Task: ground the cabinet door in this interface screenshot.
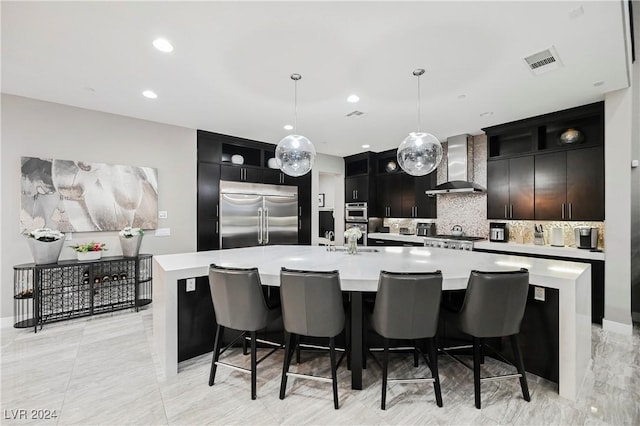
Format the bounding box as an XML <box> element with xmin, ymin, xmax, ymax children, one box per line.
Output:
<box><xmin>377</xmin><ymin>174</ymin><xmax>402</xmax><ymax>217</ymax></box>
<box><xmin>566</xmin><ymin>147</ymin><xmax>604</xmax><ymax>221</ymax></box>
<box><xmin>262</xmin><ymin>169</ymin><xmax>288</xmax><ymax>185</ymax></box>
<box><xmin>509</xmin><ymin>156</ymin><xmax>534</xmax><ymax>220</ymax></box>
<box><xmin>487</xmin><ymin>160</ymin><xmax>510</xmax><ymax>219</ymax></box>
<box><xmin>220</xmin><ymin>165</ymin><xmax>262</xmax><ymax>183</ymax></box>
<box><xmin>401</xmin><ymin>174</ymin><xmax>415</xmax><ymax>218</ymax></box>
<box><xmin>297</xmin><ymin>174</ymin><xmax>312</xmax><ymax>244</ymax></box>
<box><xmin>535</xmin><ymin>153</ymin><xmax>567</xmax><ymax>220</ymax></box>
<box><xmin>414</xmin><ymin>173</ymin><xmax>437</xmax><ymax>218</ymax></box>
<box><xmin>197</xmin><ymin>163</ymin><xmax>220</xmax><ymax>250</ymax></box>
<box><xmin>345</xmin><ymin>176</ymin><xmax>368</xmax><ymax>202</ymax></box>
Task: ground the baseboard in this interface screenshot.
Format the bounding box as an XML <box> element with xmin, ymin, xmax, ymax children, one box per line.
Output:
<box><xmin>602</xmin><ymin>318</ymin><xmax>634</xmax><ymax>335</ymax></box>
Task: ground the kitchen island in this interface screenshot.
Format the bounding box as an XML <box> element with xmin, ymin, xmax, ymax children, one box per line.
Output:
<box><xmin>153</xmin><ymin>245</ymin><xmax>591</xmax><ymax>400</ymax></box>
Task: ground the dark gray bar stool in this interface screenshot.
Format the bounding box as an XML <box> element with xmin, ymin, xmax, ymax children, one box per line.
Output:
<box><xmin>371</xmin><ymin>270</ymin><xmax>443</xmax><ymax>410</ymax></box>
<box><xmin>278</xmin><ymin>267</ymin><xmax>345</xmax><ymax>409</ymax></box>
<box><xmin>443</xmin><ymin>268</ymin><xmax>531</xmax><ymax>409</ymax></box>
<box><xmin>208</xmin><ymin>264</ymin><xmax>282</xmax><ymax>400</ymax></box>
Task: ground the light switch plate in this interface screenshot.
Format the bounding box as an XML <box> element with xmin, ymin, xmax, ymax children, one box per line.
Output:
<box><xmin>534</xmin><ymin>286</ymin><xmax>545</xmax><ymax>301</ymax></box>
<box><xmin>155</xmin><ymin>228</ymin><xmax>171</xmax><ymax>237</ymax></box>
<box><xmin>186</xmin><ymin>278</ymin><xmax>196</xmax><ymax>292</ymax></box>
<box><xmin>158</xmin><ymin>211</ymin><xmax>168</xmax><ymax>219</ymax></box>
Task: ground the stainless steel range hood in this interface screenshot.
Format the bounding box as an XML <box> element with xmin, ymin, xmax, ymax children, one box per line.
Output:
<box><xmin>425</xmin><ymin>134</ymin><xmax>486</xmax><ymax>195</ymax></box>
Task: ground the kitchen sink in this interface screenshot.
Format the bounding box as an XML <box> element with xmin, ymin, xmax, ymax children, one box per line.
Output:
<box><xmin>333</xmin><ymin>247</ymin><xmax>380</xmax><ymax>253</ymax></box>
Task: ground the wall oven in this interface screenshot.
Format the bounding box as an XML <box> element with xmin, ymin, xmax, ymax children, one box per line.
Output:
<box><xmin>345</xmin><ymin>202</ymin><xmax>368</xmax><ymax>223</ymax></box>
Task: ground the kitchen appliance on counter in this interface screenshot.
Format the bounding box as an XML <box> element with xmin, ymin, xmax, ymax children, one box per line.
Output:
<box><xmin>423</xmin><ymin>235</ymin><xmax>485</xmax><ymax>251</ymax></box>
<box><xmin>574</xmin><ymin>227</ymin><xmax>598</xmax><ymax>249</ymax></box>
<box><xmin>489</xmin><ymin>223</ymin><xmax>508</xmax><ymax>242</ymax></box>
<box><xmin>416</xmin><ymin>222</ymin><xmax>436</xmax><ymax>237</ymax></box>
<box><xmin>345</xmin><ymin>202</ymin><xmax>368</xmax><ymax>223</ymax></box>
<box><xmin>551</xmin><ymin>227</ymin><xmax>564</xmax><ymax>247</ymax></box>
<box><xmin>219</xmin><ymin>181</ymin><xmax>298</xmax><ymax>249</ymax></box>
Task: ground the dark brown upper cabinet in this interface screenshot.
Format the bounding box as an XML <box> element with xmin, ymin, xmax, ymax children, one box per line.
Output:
<box><xmin>535</xmin><ymin>147</ymin><xmax>604</xmax><ymax>221</ymax></box>
<box><xmin>487</xmin><ymin>156</ymin><xmax>534</xmax><ymax>220</ymax></box>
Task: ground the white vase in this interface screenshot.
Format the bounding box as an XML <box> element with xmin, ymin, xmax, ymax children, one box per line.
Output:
<box><xmin>77</xmin><ymin>251</ymin><xmax>101</xmax><ymax>261</ymax></box>
<box><xmin>26</xmin><ymin>237</ymin><xmax>65</xmax><ymax>264</ymax></box>
<box><xmin>347</xmin><ymin>236</ymin><xmax>358</xmax><ymax>255</ymax></box>
<box><xmin>119</xmin><ymin>235</ymin><xmax>142</xmax><ymax>257</ymax></box>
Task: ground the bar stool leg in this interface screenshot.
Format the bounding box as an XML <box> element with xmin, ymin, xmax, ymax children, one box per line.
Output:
<box><xmin>381</xmin><ymin>338</ymin><xmax>389</xmax><ymax>410</ymax></box>
<box><xmin>510</xmin><ymin>334</ymin><xmax>531</xmax><ymax>402</ymax></box>
<box><xmin>329</xmin><ymin>337</ymin><xmax>339</xmax><ymax>409</ymax></box>
<box><xmin>280</xmin><ymin>332</ymin><xmax>294</xmax><ymax>399</ymax></box>
<box><xmin>250</xmin><ymin>331</ymin><xmax>257</xmax><ymax>400</ymax></box>
<box><xmin>428</xmin><ymin>338</ymin><xmax>443</xmax><ymax>407</ymax></box>
<box><xmin>473</xmin><ymin>337</ymin><xmax>482</xmax><ymax>409</ymax></box>
<box><xmin>243</xmin><ymin>331</ymin><xmax>248</xmax><ymax>355</ymax></box>
<box><xmin>209</xmin><ymin>324</ymin><xmax>225</xmax><ymax>386</ymax></box>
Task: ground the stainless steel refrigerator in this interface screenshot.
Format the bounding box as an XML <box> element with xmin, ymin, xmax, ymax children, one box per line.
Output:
<box><xmin>219</xmin><ymin>180</ymin><xmax>298</xmax><ymax>249</ymax></box>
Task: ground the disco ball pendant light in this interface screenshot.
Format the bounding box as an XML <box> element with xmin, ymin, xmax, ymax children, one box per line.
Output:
<box><xmin>397</xmin><ymin>69</ymin><xmax>443</xmax><ymax>176</ymax></box>
<box><xmin>275</xmin><ymin>73</ymin><xmax>316</xmax><ymax>177</ymax></box>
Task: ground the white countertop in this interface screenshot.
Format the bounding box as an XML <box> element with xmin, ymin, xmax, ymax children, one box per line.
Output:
<box><xmin>367</xmin><ymin>232</ymin><xmax>605</xmax><ymax>261</ymax></box>
<box><xmin>153</xmin><ymin>245</ymin><xmax>589</xmax><ymax>293</ymax></box>
<box><xmin>367</xmin><ymin>232</ymin><xmax>426</xmax><ymax>244</ymax></box>
<box><xmin>474</xmin><ymin>241</ymin><xmax>605</xmax><ymax>261</ymax></box>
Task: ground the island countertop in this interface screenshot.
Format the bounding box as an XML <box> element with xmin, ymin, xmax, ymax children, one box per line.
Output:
<box><xmin>152</xmin><ymin>245</ymin><xmax>591</xmax><ymax>401</ymax></box>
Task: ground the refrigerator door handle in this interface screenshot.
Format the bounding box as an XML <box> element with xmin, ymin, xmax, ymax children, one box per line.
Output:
<box><xmin>264</xmin><ymin>208</ymin><xmax>269</xmax><ymax>244</ymax></box>
<box><xmin>257</xmin><ymin>207</ymin><xmax>263</xmax><ymax>244</ymax></box>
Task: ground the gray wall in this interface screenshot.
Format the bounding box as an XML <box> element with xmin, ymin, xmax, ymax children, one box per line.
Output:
<box><xmin>631</xmin><ymin>0</ymin><xmax>640</xmax><ymax>322</ymax></box>
<box><xmin>1</xmin><ymin>94</ymin><xmax>197</xmax><ymax>322</ymax></box>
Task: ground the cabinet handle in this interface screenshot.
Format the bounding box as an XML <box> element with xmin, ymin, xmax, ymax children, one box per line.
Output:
<box><xmin>216</xmin><ymin>205</ymin><xmax>219</xmax><ymax>217</ymax></box>
<box><xmin>569</xmin><ymin>203</ymin><xmax>573</xmax><ymax>219</ymax></box>
<box><xmin>355</xmin><ymin>190</ymin><xmax>358</xmax><ymax>199</ymax></box>
<box><xmin>510</xmin><ymin>204</ymin><xmax>513</xmax><ymax>219</ymax></box>
<box><xmin>561</xmin><ymin>203</ymin><xmax>565</xmax><ymax>219</ymax></box>
<box><xmin>299</xmin><ymin>206</ymin><xmax>302</xmax><ymax>216</ymax></box>
<box><xmin>504</xmin><ymin>205</ymin><xmax>508</xmax><ymax>219</ymax></box>
<box><xmin>299</xmin><ymin>219</ymin><xmax>302</xmax><ymax>230</ymax></box>
<box><xmin>216</xmin><ymin>221</ymin><xmax>218</xmax><ymax>233</ymax></box>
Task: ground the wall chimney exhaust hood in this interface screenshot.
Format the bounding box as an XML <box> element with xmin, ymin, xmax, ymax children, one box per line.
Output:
<box><xmin>425</xmin><ymin>134</ymin><xmax>486</xmax><ymax>195</ymax></box>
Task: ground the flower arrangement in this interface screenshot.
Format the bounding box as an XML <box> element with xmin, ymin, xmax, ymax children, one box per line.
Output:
<box><xmin>72</xmin><ymin>242</ymin><xmax>107</xmax><ymax>253</ymax></box>
<box><xmin>344</xmin><ymin>227</ymin><xmax>363</xmax><ymax>240</ymax></box>
<box><xmin>25</xmin><ymin>228</ymin><xmax>64</xmax><ymax>242</ymax></box>
<box><xmin>119</xmin><ymin>226</ymin><xmax>144</xmax><ymax>238</ymax></box>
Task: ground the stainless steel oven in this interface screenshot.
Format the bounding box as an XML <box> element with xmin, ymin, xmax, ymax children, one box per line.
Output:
<box><xmin>345</xmin><ymin>222</ymin><xmax>367</xmax><ymax>246</ymax></box>
<box><xmin>345</xmin><ymin>202</ymin><xmax>368</xmax><ymax>223</ymax></box>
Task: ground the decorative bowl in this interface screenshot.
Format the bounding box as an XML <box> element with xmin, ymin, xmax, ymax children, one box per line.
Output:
<box><xmin>267</xmin><ymin>158</ymin><xmax>280</xmax><ymax>169</ymax></box>
<box><xmin>559</xmin><ymin>128</ymin><xmax>584</xmax><ymax>145</ymax></box>
<box><xmin>385</xmin><ymin>161</ymin><xmax>397</xmax><ymax>173</ymax></box>
<box><xmin>231</xmin><ymin>154</ymin><xmax>245</xmax><ymax>165</ymax></box>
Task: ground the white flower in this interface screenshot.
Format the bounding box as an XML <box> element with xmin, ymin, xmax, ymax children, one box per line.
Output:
<box><xmin>25</xmin><ymin>228</ymin><xmax>64</xmax><ymax>242</ymax></box>
<box><xmin>344</xmin><ymin>227</ymin><xmax>363</xmax><ymax>239</ymax></box>
<box><xmin>119</xmin><ymin>226</ymin><xmax>144</xmax><ymax>238</ymax></box>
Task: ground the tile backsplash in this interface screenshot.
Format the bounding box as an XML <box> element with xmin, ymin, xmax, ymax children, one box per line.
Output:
<box><xmin>380</xmin><ymin>134</ymin><xmax>605</xmax><ymax>249</ymax></box>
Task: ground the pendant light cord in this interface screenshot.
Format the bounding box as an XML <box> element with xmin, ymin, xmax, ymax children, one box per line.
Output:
<box><xmin>294</xmin><ymin>79</ymin><xmax>298</xmax><ymax>134</ymax></box>
<box><xmin>416</xmin><ymin>74</ymin><xmax>421</xmax><ymax>133</ymax></box>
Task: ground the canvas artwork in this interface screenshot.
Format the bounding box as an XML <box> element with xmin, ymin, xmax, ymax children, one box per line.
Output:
<box><xmin>21</xmin><ymin>156</ymin><xmax>158</xmax><ymax>232</ymax></box>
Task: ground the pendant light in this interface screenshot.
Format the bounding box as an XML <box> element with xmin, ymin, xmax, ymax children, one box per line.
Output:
<box><xmin>397</xmin><ymin>69</ymin><xmax>443</xmax><ymax>176</ymax></box>
<box><xmin>275</xmin><ymin>73</ymin><xmax>316</xmax><ymax>177</ymax></box>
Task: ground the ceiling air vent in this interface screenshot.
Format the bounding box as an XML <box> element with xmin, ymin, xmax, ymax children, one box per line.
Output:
<box><xmin>345</xmin><ymin>110</ymin><xmax>364</xmax><ymax>118</ymax></box>
<box><xmin>524</xmin><ymin>46</ymin><xmax>563</xmax><ymax>75</ymax></box>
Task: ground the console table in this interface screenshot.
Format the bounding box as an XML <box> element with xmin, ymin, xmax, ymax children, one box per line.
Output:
<box><xmin>13</xmin><ymin>254</ymin><xmax>153</xmax><ymax>332</ymax></box>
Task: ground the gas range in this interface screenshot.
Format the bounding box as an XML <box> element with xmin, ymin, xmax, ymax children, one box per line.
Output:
<box><xmin>423</xmin><ymin>235</ymin><xmax>485</xmax><ymax>251</ymax></box>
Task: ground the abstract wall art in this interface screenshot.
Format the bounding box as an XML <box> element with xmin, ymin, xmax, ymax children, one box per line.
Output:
<box><xmin>21</xmin><ymin>156</ymin><xmax>158</xmax><ymax>232</ymax></box>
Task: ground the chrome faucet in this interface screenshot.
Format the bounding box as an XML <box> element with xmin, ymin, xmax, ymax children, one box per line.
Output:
<box><xmin>325</xmin><ymin>231</ymin><xmax>335</xmax><ymax>251</ymax></box>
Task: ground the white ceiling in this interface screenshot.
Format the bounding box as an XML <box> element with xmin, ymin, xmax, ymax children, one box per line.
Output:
<box><xmin>1</xmin><ymin>1</ymin><xmax>631</xmax><ymax>157</ymax></box>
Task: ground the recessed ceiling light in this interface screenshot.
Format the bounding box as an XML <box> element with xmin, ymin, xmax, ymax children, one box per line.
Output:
<box><xmin>283</xmin><ymin>124</ymin><xmax>293</xmax><ymax>130</ymax></box>
<box><xmin>153</xmin><ymin>38</ymin><xmax>174</xmax><ymax>53</ymax></box>
<box><xmin>362</xmin><ymin>144</ymin><xmax>370</xmax><ymax>149</ymax></box>
<box><xmin>142</xmin><ymin>90</ymin><xmax>158</xmax><ymax>99</ymax></box>
<box><xmin>347</xmin><ymin>94</ymin><xmax>360</xmax><ymax>103</ymax></box>
<box><xmin>457</xmin><ymin>94</ymin><xmax>467</xmax><ymax>99</ymax></box>
<box><xmin>593</xmin><ymin>80</ymin><xmax>604</xmax><ymax>87</ymax></box>
<box><xmin>480</xmin><ymin>111</ymin><xmax>493</xmax><ymax>117</ymax></box>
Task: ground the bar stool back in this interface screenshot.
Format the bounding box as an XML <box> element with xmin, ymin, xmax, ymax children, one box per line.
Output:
<box><xmin>278</xmin><ymin>267</ymin><xmax>345</xmax><ymax>409</ymax></box>
<box><xmin>446</xmin><ymin>268</ymin><xmax>531</xmax><ymax>409</ymax></box>
<box><xmin>371</xmin><ymin>270</ymin><xmax>443</xmax><ymax>410</ymax></box>
<box><xmin>208</xmin><ymin>264</ymin><xmax>281</xmax><ymax>400</ymax></box>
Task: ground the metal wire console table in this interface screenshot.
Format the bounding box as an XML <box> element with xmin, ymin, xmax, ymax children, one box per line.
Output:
<box><xmin>13</xmin><ymin>254</ymin><xmax>152</xmax><ymax>332</ymax></box>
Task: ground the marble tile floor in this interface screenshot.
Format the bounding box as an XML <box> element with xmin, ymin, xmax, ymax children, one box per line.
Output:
<box><xmin>1</xmin><ymin>309</ymin><xmax>638</xmax><ymax>426</ymax></box>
